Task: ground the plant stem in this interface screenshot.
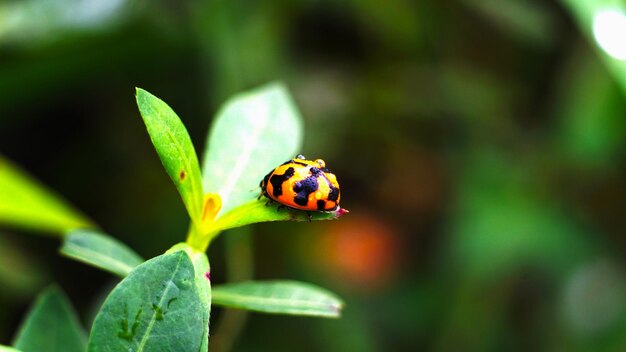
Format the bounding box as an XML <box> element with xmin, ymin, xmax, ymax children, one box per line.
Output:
<box><xmin>185</xmin><ymin>225</ymin><xmax>208</xmax><ymax>253</ymax></box>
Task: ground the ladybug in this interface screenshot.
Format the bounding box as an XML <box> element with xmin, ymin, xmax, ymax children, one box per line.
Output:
<box><xmin>260</xmin><ymin>154</ymin><xmax>341</xmax><ymax>212</ymax></box>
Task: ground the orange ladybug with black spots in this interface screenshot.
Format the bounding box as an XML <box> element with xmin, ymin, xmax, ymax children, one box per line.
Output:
<box><xmin>260</xmin><ymin>154</ymin><xmax>341</xmax><ymax>211</ymax></box>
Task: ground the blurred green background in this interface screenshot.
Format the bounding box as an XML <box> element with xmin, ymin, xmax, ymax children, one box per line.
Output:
<box><xmin>1</xmin><ymin>0</ymin><xmax>626</xmax><ymax>351</ymax></box>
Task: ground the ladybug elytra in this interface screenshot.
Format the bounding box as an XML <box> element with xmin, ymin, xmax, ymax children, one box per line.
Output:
<box><xmin>260</xmin><ymin>154</ymin><xmax>341</xmax><ymax>211</ymax></box>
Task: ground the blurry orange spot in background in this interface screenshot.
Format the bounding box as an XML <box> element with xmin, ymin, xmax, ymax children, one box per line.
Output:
<box><xmin>316</xmin><ymin>213</ymin><xmax>401</xmax><ymax>291</ymax></box>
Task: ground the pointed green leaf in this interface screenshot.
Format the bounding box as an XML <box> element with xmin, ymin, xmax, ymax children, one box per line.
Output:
<box><xmin>0</xmin><ymin>155</ymin><xmax>94</xmax><ymax>235</ymax></box>
<box><xmin>211</xmin><ymin>199</ymin><xmax>348</xmax><ymax>234</ymax></box>
<box><xmin>202</xmin><ymin>82</ymin><xmax>303</xmax><ymax>217</ymax></box>
<box><xmin>136</xmin><ymin>88</ymin><xmax>204</xmax><ymax>227</ymax></box>
<box><xmin>13</xmin><ymin>286</ymin><xmax>87</xmax><ymax>352</ymax></box>
<box><xmin>88</xmin><ymin>250</ymin><xmax>210</xmax><ymax>352</ymax></box>
<box><xmin>212</xmin><ymin>280</ymin><xmax>344</xmax><ymax>318</ymax></box>
<box><xmin>60</xmin><ymin>229</ymin><xmax>144</xmax><ymax>277</ymax></box>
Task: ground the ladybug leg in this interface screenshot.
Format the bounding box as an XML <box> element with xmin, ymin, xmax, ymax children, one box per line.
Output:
<box><xmin>277</xmin><ymin>204</ymin><xmax>286</xmax><ymax>211</ymax></box>
<box><xmin>306</xmin><ymin>211</ymin><xmax>312</xmax><ymax>222</ymax></box>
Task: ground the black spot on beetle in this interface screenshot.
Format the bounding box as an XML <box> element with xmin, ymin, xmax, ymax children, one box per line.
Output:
<box><xmin>328</xmin><ymin>184</ymin><xmax>339</xmax><ymax>201</ymax></box>
<box><xmin>294</xmin><ymin>175</ymin><xmax>318</xmax><ymax>206</ymax></box>
<box><xmin>270</xmin><ymin>167</ymin><xmax>295</xmax><ymax>197</ymax></box>
<box><xmin>260</xmin><ymin>173</ymin><xmax>270</xmax><ymax>188</ymax></box>
<box><xmin>310</xmin><ymin>167</ymin><xmax>320</xmax><ymax>175</ymax></box>
<box><xmin>294</xmin><ymin>195</ymin><xmax>308</xmax><ymax>206</ymax></box>
<box><xmin>317</xmin><ymin>200</ymin><xmax>326</xmax><ymax>210</ymax></box>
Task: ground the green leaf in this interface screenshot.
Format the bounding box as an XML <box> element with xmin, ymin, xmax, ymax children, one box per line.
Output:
<box><xmin>136</xmin><ymin>88</ymin><xmax>204</xmax><ymax>227</ymax></box>
<box><xmin>0</xmin><ymin>346</ymin><xmax>22</xmax><ymax>352</ymax></box>
<box><xmin>212</xmin><ymin>280</ymin><xmax>344</xmax><ymax>318</ymax></box>
<box><xmin>12</xmin><ymin>286</ymin><xmax>87</xmax><ymax>352</ymax></box>
<box><xmin>88</xmin><ymin>250</ymin><xmax>210</xmax><ymax>352</ymax></box>
<box><xmin>0</xmin><ymin>155</ymin><xmax>94</xmax><ymax>235</ymax></box>
<box><xmin>211</xmin><ymin>198</ymin><xmax>348</xmax><ymax>234</ymax></box>
<box><xmin>165</xmin><ymin>243</ymin><xmax>211</xmax><ymax>351</ymax></box>
<box><xmin>60</xmin><ymin>229</ymin><xmax>144</xmax><ymax>277</ymax></box>
<box><xmin>201</xmin><ymin>82</ymin><xmax>303</xmax><ymax>216</ymax></box>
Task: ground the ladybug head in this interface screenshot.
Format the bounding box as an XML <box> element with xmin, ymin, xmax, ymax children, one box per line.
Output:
<box><xmin>314</xmin><ymin>159</ymin><xmax>326</xmax><ymax>168</ymax></box>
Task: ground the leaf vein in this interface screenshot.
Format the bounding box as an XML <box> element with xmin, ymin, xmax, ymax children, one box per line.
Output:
<box><xmin>162</xmin><ymin>125</ymin><xmax>201</xmax><ymax>222</ymax></box>
<box><xmin>136</xmin><ymin>254</ymin><xmax>185</xmax><ymax>351</ymax></box>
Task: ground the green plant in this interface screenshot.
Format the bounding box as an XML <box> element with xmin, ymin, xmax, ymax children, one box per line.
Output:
<box><xmin>0</xmin><ymin>83</ymin><xmax>346</xmax><ymax>351</ymax></box>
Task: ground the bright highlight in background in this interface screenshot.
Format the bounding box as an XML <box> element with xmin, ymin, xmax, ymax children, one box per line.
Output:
<box><xmin>593</xmin><ymin>9</ymin><xmax>626</xmax><ymax>60</ymax></box>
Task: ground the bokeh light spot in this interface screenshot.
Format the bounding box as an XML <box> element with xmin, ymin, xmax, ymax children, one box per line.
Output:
<box><xmin>592</xmin><ymin>9</ymin><xmax>626</xmax><ymax>60</ymax></box>
<box><xmin>562</xmin><ymin>260</ymin><xmax>626</xmax><ymax>336</ymax></box>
